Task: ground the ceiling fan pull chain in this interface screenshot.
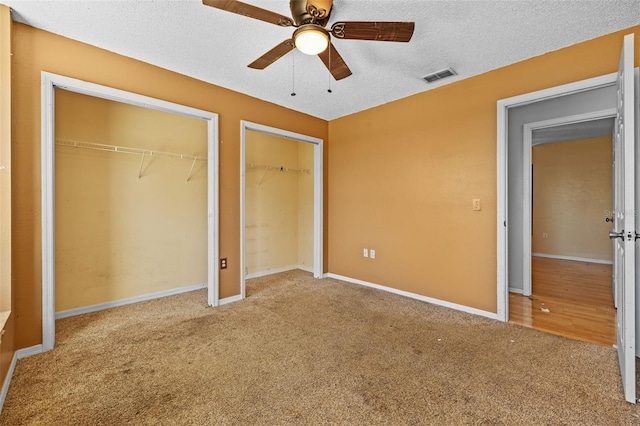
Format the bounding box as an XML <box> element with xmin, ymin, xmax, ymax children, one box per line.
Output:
<box><xmin>291</xmin><ymin>51</ymin><xmax>296</xmax><ymax>96</ymax></box>
<box><xmin>327</xmin><ymin>43</ymin><xmax>332</xmax><ymax>93</ymax></box>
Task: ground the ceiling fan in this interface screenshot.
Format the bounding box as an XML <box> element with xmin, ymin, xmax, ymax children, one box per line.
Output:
<box><xmin>202</xmin><ymin>0</ymin><xmax>415</xmax><ymax>80</ymax></box>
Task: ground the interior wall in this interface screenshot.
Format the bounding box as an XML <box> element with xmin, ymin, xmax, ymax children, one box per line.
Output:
<box><xmin>532</xmin><ymin>137</ymin><xmax>612</xmax><ymax>261</ymax></box>
<box><xmin>328</xmin><ymin>27</ymin><xmax>640</xmax><ymax>313</ymax></box>
<box><xmin>0</xmin><ymin>4</ymin><xmax>13</xmax><ymax>398</ymax></box>
<box><xmin>54</xmin><ymin>90</ymin><xmax>208</xmax><ymax>312</ymax></box>
<box><xmin>11</xmin><ymin>23</ymin><xmax>328</xmax><ymax>350</ymax></box>
<box><xmin>244</xmin><ymin>130</ymin><xmax>313</xmax><ymax>275</ymax></box>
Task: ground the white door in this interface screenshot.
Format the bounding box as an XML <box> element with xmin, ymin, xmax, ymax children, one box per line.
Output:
<box><xmin>610</xmin><ymin>33</ymin><xmax>636</xmax><ymax>404</ymax></box>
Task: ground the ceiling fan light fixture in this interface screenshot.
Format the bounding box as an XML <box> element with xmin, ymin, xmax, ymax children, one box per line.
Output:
<box><xmin>293</xmin><ymin>25</ymin><xmax>329</xmax><ymax>55</ymax></box>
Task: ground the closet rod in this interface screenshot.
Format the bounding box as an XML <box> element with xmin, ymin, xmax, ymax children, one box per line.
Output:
<box><xmin>56</xmin><ymin>139</ymin><xmax>207</xmax><ymax>162</ymax></box>
<box><xmin>246</xmin><ymin>163</ymin><xmax>310</xmax><ymax>174</ymax></box>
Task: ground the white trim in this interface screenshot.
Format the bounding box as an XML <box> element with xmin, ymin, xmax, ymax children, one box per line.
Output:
<box><xmin>245</xmin><ymin>265</ymin><xmax>314</xmax><ymax>280</ymax></box>
<box><xmin>239</xmin><ymin>121</ymin><xmax>324</xmax><ymax>302</ymax></box>
<box><xmin>326</xmin><ymin>273</ymin><xmax>498</xmax><ymax>320</ymax></box>
<box><xmin>497</xmin><ymin>99</ymin><xmax>509</xmax><ymax>322</ymax></box>
<box><xmin>496</xmin><ymin>71</ymin><xmax>618</xmax><ymax>322</ymax></box>
<box><xmin>245</xmin><ymin>266</ymin><xmax>299</xmax><ymax>280</ymax></box>
<box><xmin>297</xmin><ymin>265</ymin><xmax>314</xmax><ymax>274</ymax></box>
<box><xmin>508</xmin><ymin>287</ymin><xmax>524</xmax><ymax>295</ymax></box>
<box><xmin>41</xmin><ymin>72</ymin><xmax>220</xmax><ymax>352</ymax></box>
<box><xmin>532</xmin><ymin>252</ymin><xmax>613</xmax><ymax>265</ymax></box>
<box><xmin>219</xmin><ymin>294</ymin><xmax>243</xmax><ymax>306</ymax></box>
<box><xmin>55</xmin><ymin>283</ymin><xmax>207</xmax><ymax>319</ymax></box>
<box><xmin>16</xmin><ymin>345</ymin><xmax>44</xmax><ymax>359</ymax></box>
<box><xmin>522</xmin><ymin>109</ymin><xmax>617</xmax><ymax>296</ymax></box>
<box><xmin>1</xmin><ymin>345</ymin><xmax>44</xmax><ymax>412</ymax></box>
<box><xmin>0</xmin><ymin>352</ymin><xmax>17</xmax><ymax>411</ymax></box>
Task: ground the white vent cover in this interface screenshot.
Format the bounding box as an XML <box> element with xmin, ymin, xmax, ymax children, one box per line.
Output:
<box><xmin>422</xmin><ymin>67</ymin><xmax>457</xmax><ymax>83</ymax></box>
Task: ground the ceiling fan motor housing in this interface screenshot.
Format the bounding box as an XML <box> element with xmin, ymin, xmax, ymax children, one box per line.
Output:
<box><xmin>290</xmin><ymin>0</ymin><xmax>331</xmax><ymax>27</ymax></box>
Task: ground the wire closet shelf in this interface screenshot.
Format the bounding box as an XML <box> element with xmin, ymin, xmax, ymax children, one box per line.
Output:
<box><xmin>55</xmin><ymin>138</ymin><xmax>207</xmax><ymax>181</ymax></box>
<box><xmin>245</xmin><ymin>163</ymin><xmax>311</xmax><ymax>186</ymax></box>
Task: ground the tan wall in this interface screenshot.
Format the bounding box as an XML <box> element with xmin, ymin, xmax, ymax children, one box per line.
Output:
<box><xmin>245</xmin><ymin>130</ymin><xmax>313</xmax><ymax>275</ymax></box>
<box><xmin>12</xmin><ymin>23</ymin><xmax>328</xmax><ymax>349</ymax></box>
<box><xmin>531</xmin><ymin>137</ymin><xmax>612</xmax><ymax>261</ymax></box>
<box><xmin>327</xmin><ymin>27</ymin><xmax>640</xmax><ymax>313</ymax></box>
<box><xmin>0</xmin><ymin>4</ymin><xmax>13</xmax><ymax>397</ymax></box>
<box><xmin>55</xmin><ymin>90</ymin><xmax>208</xmax><ymax>312</ymax></box>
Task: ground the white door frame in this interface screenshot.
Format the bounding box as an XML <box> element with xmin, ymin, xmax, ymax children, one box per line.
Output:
<box><xmin>240</xmin><ymin>120</ymin><xmax>323</xmax><ymax>298</ymax></box>
<box><xmin>521</xmin><ymin>109</ymin><xmax>617</xmax><ymax>296</ymax></box>
<box><xmin>41</xmin><ymin>72</ymin><xmax>220</xmax><ymax>352</ymax></box>
<box><xmin>496</xmin><ymin>72</ymin><xmax>618</xmax><ymax>322</ymax></box>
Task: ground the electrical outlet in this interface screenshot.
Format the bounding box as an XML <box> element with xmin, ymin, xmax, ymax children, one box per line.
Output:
<box><xmin>370</xmin><ymin>249</ymin><xmax>376</xmax><ymax>259</ymax></box>
<box><xmin>472</xmin><ymin>198</ymin><xmax>481</xmax><ymax>211</ymax></box>
<box><xmin>220</xmin><ymin>258</ymin><xmax>227</xmax><ymax>269</ymax></box>
<box><xmin>363</xmin><ymin>248</ymin><xmax>368</xmax><ymax>258</ymax></box>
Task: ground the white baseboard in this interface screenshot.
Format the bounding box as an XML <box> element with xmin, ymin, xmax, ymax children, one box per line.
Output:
<box><xmin>245</xmin><ymin>265</ymin><xmax>311</xmax><ymax>280</ymax></box>
<box><xmin>0</xmin><ymin>353</ymin><xmax>17</xmax><ymax>412</ymax></box>
<box><xmin>297</xmin><ymin>265</ymin><xmax>314</xmax><ymax>274</ymax></box>
<box><xmin>1</xmin><ymin>345</ymin><xmax>43</xmax><ymax>413</ymax></box>
<box><xmin>325</xmin><ymin>273</ymin><xmax>498</xmax><ymax>320</ymax></box>
<box><xmin>219</xmin><ymin>294</ymin><xmax>243</xmax><ymax>306</ymax></box>
<box><xmin>509</xmin><ymin>287</ymin><xmax>524</xmax><ymax>295</ymax></box>
<box><xmin>16</xmin><ymin>345</ymin><xmax>43</xmax><ymax>359</ymax></box>
<box><xmin>55</xmin><ymin>283</ymin><xmax>207</xmax><ymax>319</ymax></box>
<box><xmin>532</xmin><ymin>252</ymin><xmax>612</xmax><ymax>265</ymax></box>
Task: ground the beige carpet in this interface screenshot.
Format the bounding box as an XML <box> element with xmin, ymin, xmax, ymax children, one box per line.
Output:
<box><xmin>2</xmin><ymin>270</ymin><xmax>640</xmax><ymax>425</ymax></box>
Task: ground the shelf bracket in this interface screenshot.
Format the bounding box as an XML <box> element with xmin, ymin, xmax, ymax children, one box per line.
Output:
<box><xmin>257</xmin><ymin>168</ymin><xmax>269</xmax><ymax>186</ymax></box>
<box><xmin>186</xmin><ymin>157</ymin><xmax>197</xmax><ymax>182</ymax></box>
<box><xmin>138</xmin><ymin>151</ymin><xmax>146</xmax><ymax>179</ymax></box>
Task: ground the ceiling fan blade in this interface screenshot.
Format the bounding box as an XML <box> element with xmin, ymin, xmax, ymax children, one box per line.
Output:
<box><xmin>202</xmin><ymin>0</ymin><xmax>294</xmax><ymax>27</ymax></box>
<box><xmin>318</xmin><ymin>42</ymin><xmax>352</xmax><ymax>80</ymax></box>
<box><xmin>331</xmin><ymin>21</ymin><xmax>415</xmax><ymax>42</ymax></box>
<box><xmin>248</xmin><ymin>40</ymin><xmax>295</xmax><ymax>70</ymax></box>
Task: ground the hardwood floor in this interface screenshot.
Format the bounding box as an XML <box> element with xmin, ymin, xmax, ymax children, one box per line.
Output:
<box><xmin>509</xmin><ymin>256</ymin><xmax>616</xmax><ymax>347</ymax></box>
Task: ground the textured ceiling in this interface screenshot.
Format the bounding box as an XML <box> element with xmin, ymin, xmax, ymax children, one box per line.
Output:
<box><xmin>3</xmin><ymin>0</ymin><xmax>640</xmax><ymax>120</ymax></box>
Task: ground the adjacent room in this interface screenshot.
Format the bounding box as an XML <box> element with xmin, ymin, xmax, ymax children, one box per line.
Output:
<box><xmin>510</xmin><ymin>123</ymin><xmax>616</xmax><ymax>346</ymax></box>
<box><xmin>1</xmin><ymin>0</ymin><xmax>640</xmax><ymax>423</ymax></box>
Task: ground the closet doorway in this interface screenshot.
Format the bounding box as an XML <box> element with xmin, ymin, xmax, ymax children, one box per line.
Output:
<box><xmin>240</xmin><ymin>121</ymin><xmax>323</xmax><ymax>298</ymax></box>
<box><xmin>41</xmin><ymin>72</ymin><xmax>219</xmax><ymax>352</ymax></box>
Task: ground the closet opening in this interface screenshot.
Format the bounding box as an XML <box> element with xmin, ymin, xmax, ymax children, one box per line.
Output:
<box><xmin>239</xmin><ymin>121</ymin><xmax>323</xmax><ymax>299</ymax></box>
<box><xmin>41</xmin><ymin>72</ymin><xmax>219</xmax><ymax>351</ymax></box>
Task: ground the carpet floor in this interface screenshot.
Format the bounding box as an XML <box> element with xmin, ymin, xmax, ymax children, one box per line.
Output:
<box><xmin>2</xmin><ymin>270</ymin><xmax>640</xmax><ymax>425</ymax></box>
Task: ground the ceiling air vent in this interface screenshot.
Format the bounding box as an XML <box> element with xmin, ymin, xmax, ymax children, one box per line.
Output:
<box><xmin>422</xmin><ymin>67</ymin><xmax>457</xmax><ymax>83</ymax></box>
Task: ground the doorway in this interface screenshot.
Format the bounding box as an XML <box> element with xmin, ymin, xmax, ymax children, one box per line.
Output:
<box><xmin>41</xmin><ymin>72</ymin><xmax>220</xmax><ymax>352</ymax></box>
<box><xmin>510</xmin><ymin>118</ymin><xmax>616</xmax><ymax>345</ymax></box>
<box><xmin>496</xmin><ymin>73</ymin><xmax>618</xmax><ymax>321</ymax></box>
<box><xmin>240</xmin><ymin>121</ymin><xmax>323</xmax><ymax>299</ymax></box>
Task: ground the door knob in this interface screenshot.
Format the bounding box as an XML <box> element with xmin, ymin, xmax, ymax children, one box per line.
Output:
<box><xmin>609</xmin><ymin>230</ymin><xmax>625</xmax><ymax>240</ymax></box>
